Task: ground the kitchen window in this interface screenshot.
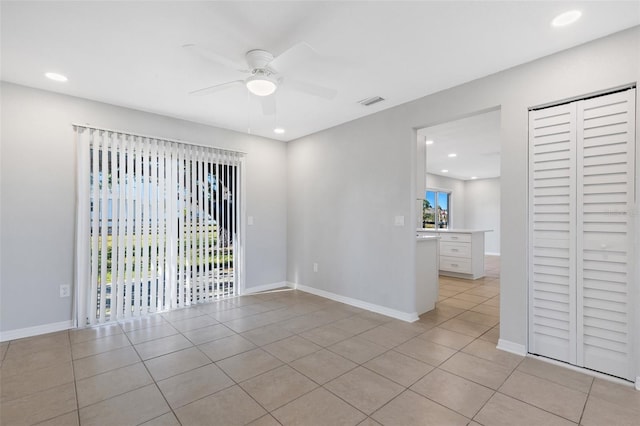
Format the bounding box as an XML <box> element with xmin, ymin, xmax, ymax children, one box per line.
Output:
<box><xmin>423</xmin><ymin>190</ymin><xmax>450</xmax><ymax>229</ymax></box>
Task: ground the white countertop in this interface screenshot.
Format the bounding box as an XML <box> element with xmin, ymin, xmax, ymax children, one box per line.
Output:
<box><xmin>416</xmin><ymin>235</ymin><xmax>440</xmax><ymax>241</ymax></box>
<box><xmin>417</xmin><ymin>228</ymin><xmax>492</xmax><ymax>233</ymax></box>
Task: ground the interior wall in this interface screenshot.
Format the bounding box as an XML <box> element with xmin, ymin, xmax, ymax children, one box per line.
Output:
<box><xmin>287</xmin><ymin>109</ymin><xmax>416</xmax><ymax>314</ymax></box>
<box><xmin>425</xmin><ymin>173</ymin><xmax>466</xmax><ymax>228</ymax></box>
<box><xmin>464</xmin><ymin>178</ymin><xmax>501</xmax><ymax>254</ymax></box>
<box><xmin>287</xmin><ymin>27</ymin><xmax>640</xmax><ymax>351</ymax></box>
<box><xmin>0</xmin><ymin>82</ymin><xmax>288</xmax><ymax>333</ymax></box>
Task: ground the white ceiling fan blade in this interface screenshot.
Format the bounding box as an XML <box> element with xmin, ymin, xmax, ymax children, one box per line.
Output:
<box><xmin>189</xmin><ymin>80</ymin><xmax>244</xmax><ymax>96</ymax></box>
<box><xmin>267</xmin><ymin>42</ymin><xmax>318</xmax><ymax>73</ymax></box>
<box><xmin>183</xmin><ymin>44</ymin><xmax>249</xmax><ymax>73</ymax></box>
<box><xmin>260</xmin><ymin>96</ymin><xmax>276</xmax><ymax>115</ymax></box>
<box><xmin>285</xmin><ymin>77</ymin><xmax>337</xmax><ymax>100</ymax></box>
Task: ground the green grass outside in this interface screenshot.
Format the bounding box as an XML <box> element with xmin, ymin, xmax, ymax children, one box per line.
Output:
<box><xmin>95</xmin><ymin>225</ymin><xmax>234</xmax><ymax>284</ymax></box>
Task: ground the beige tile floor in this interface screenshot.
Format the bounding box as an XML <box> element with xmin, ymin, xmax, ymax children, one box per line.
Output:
<box><xmin>1</xmin><ymin>256</ymin><xmax>638</xmax><ymax>425</ymax></box>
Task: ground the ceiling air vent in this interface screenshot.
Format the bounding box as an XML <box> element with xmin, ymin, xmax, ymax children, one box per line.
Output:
<box><xmin>358</xmin><ymin>96</ymin><xmax>385</xmax><ymax>106</ymax></box>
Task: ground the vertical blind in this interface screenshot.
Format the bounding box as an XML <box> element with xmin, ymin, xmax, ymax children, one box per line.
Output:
<box><xmin>75</xmin><ymin>125</ymin><xmax>245</xmax><ymax>326</ymax></box>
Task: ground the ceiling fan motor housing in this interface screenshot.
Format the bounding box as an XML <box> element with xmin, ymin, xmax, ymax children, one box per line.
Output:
<box><xmin>246</xmin><ymin>49</ymin><xmax>275</xmax><ymax>71</ymax></box>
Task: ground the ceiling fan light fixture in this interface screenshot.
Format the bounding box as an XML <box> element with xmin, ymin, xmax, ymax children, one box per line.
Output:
<box><xmin>246</xmin><ymin>74</ymin><xmax>277</xmax><ymax>96</ymax></box>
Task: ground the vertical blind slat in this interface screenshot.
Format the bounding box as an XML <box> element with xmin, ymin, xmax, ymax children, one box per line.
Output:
<box><xmin>149</xmin><ymin>139</ymin><xmax>158</xmax><ymax>313</ymax></box>
<box><xmin>124</xmin><ymin>135</ymin><xmax>135</xmax><ymax>319</ymax></box>
<box><xmin>115</xmin><ymin>135</ymin><xmax>127</xmax><ymax>320</ymax></box>
<box><xmin>196</xmin><ymin>149</ymin><xmax>207</xmax><ymax>303</ymax></box>
<box><xmin>99</xmin><ymin>132</ymin><xmax>109</xmax><ymax>323</ymax></box>
<box><xmin>133</xmin><ymin>137</ymin><xmax>143</xmax><ymax>316</ymax></box>
<box><xmin>140</xmin><ymin>139</ymin><xmax>150</xmax><ymax>315</ymax></box>
<box><xmin>215</xmin><ymin>151</ymin><xmax>221</xmax><ymax>298</ymax></box>
<box><xmin>205</xmin><ymin>147</ymin><xmax>213</xmax><ymax>302</ymax></box>
<box><xmin>178</xmin><ymin>143</ymin><xmax>191</xmax><ymax>306</ymax></box>
<box><xmin>185</xmin><ymin>146</ymin><xmax>198</xmax><ymax>306</ymax></box>
<box><xmin>169</xmin><ymin>142</ymin><xmax>178</xmax><ymax>309</ymax></box>
<box><xmin>224</xmin><ymin>151</ymin><xmax>230</xmax><ymax>296</ymax></box>
<box><xmin>110</xmin><ymin>134</ymin><xmax>120</xmax><ymax>320</ymax></box>
<box><xmin>90</xmin><ymin>130</ymin><xmax>100</xmax><ymax>325</ymax></box>
<box><xmin>234</xmin><ymin>153</ymin><xmax>239</xmax><ymax>296</ymax></box>
<box><xmin>157</xmin><ymin>141</ymin><xmax>166</xmax><ymax>312</ymax></box>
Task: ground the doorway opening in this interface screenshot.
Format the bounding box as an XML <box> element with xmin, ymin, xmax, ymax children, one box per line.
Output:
<box><xmin>415</xmin><ymin>107</ymin><xmax>502</xmax><ymax>326</ymax></box>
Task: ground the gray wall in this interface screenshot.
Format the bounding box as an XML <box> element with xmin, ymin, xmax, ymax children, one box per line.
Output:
<box><xmin>288</xmin><ymin>27</ymin><xmax>640</xmax><ymax>348</ymax></box>
<box><xmin>287</xmin><ymin>107</ymin><xmax>416</xmax><ymax>314</ymax></box>
<box><xmin>0</xmin><ymin>82</ymin><xmax>288</xmax><ymax>332</ymax></box>
<box><xmin>464</xmin><ymin>178</ymin><xmax>500</xmax><ymax>254</ymax></box>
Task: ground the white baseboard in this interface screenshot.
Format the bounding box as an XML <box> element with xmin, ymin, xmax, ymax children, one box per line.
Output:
<box><xmin>636</xmin><ymin>376</ymin><xmax>640</xmax><ymax>391</ymax></box>
<box><xmin>497</xmin><ymin>338</ymin><xmax>527</xmax><ymax>356</ymax></box>
<box><xmin>289</xmin><ymin>282</ymin><xmax>419</xmax><ymax>323</ymax></box>
<box><xmin>243</xmin><ymin>281</ymin><xmax>290</xmax><ymax>295</ymax></box>
<box><xmin>485</xmin><ymin>252</ymin><xmax>501</xmax><ymax>256</ymax></box>
<box><xmin>0</xmin><ymin>320</ymin><xmax>75</xmax><ymax>342</ymax></box>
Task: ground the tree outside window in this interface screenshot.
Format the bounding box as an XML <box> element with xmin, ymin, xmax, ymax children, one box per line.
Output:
<box><xmin>423</xmin><ymin>190</ymin><xmax>450</xmax><ymax>229</ymax></box>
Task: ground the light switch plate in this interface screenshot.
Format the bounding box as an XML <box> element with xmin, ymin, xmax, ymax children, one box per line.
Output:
<box><xmin>59</xmin><ymin>284</ymin><xmax>71</xmax><ymax>298</ymax></box>
<box><xmin>247</xmin><ymin>216</ymin><xmax>254</xmax><ymax>226</ymax></box>
<box><xmin>394</xmin><ymin>215</ymin><xmax>405</xmax><ymax>226</ymax></box>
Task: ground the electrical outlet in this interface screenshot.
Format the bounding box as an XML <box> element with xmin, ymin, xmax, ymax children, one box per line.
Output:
<box><xmin>59</xmin><ymin>284</ymin><xmax>71</xmax><ymax>298</ymax></box>
<box><xmin>313</xmin><ymin>263</ymin><xmax>318</xmax><ymax>273</ymax></box>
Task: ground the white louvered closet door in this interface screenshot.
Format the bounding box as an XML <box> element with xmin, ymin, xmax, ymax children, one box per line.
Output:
<box><xmin>529</xmin><ymin>103</ymin><xmax>578</xmax><ymax>364</ymax></box>
<box><xmin>576</xmin><ymin>88</ymin><xmax>636</xmax><ymax>380</ymax></box>
<box><xmin>529</xmin><ymin>87</ymin><xmax>636</xmax><ymax>381</ymax></box>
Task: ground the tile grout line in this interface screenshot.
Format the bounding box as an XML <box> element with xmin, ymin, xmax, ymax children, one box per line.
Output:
<box><xmin>577</xmin><ymin>372</ymin><xmax>596</xmax><ymax>426</ymax></box>
<box><xmin>120</xmin><ymin>321</ymin><xmax>181</xmax><ymax>426</ymax></box>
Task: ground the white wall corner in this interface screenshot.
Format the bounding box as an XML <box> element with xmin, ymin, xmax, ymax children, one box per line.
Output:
<box><xmin>292</xmin><ymin>282</ymin><xmax>419</xmax><ymax>322</ymax></box>
<box><xmin>242</xmin><ymin>281</ymin><xmax>290</xmax><ymax>295</ymax></box>
<box><xmin>497</xmin><ymin>338</ymin><xmax>527</xmax><ymax>356</ymax></box>
<box><xmin>0</xmin><ymin>320</ymin><xmax>74</xmax><ymax>342</ymax></box>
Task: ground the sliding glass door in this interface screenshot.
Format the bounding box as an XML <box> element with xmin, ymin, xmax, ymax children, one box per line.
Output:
<box><xmin>75</xmin><ymin>125</ymin><xmax>245</xmax><ymax>326</ymax></box>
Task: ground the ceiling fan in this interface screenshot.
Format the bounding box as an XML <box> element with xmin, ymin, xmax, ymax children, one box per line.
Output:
<box><xmin>184</xmin><ymin>42</ymin><xmax>337</xmax><ymax>114</ymax></box>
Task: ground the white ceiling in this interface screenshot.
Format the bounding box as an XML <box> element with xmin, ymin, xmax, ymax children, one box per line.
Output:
<box><xmin>1</xmin><ymin>1</ymin><xmax>638</xmax><ymax>141</ymax></box>
<box><xmin>418</xmin><ymin>109</ymin><xmax>501</xmax><ymax>181</ymax></box>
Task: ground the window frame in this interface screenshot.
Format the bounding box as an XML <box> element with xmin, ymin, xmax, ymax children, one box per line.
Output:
<box><xmin>423</xmin><ymin>188</ymin><xmax>451</xmax><ymax>229</ymax></box>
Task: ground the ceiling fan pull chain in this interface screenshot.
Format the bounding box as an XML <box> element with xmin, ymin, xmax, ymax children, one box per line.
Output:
<box><xmin>246</xmin><ymin>89</ymin><xmax>251</xmax><ymax>135</ymax></box>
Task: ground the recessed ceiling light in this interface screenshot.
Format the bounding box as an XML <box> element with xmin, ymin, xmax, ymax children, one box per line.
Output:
<box><xmin>552</xmin><ymin>10</ymin><xmax>582</xmax><ymax>27</ymax></box>
<box><xmin>425</xmin><ymin>140</ymin><xmax>434</xmax><ymax>145</ymax></box>
<box><xmin>45</xmin><ymin>72</ymin><xmax>68</xmax><ymax>82</ymax></box>
<box><xmin>274</xmin><ymin>127</ymin><xmax>285</xmax><ymax>134</ymax></box>
<box><xmin>471</xmin><ymin>176</ymin><xmax>478</xmax><ymax>180</ymax></box>
<box><xmin>448</xmin><ymin>153</ymin><xmax>457</xmax><ymax>158</ymax></box>
<box><xmin>441</xmin><ymin>169</ymin><xmax>449</xmax><ymax>173</ymax></box>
